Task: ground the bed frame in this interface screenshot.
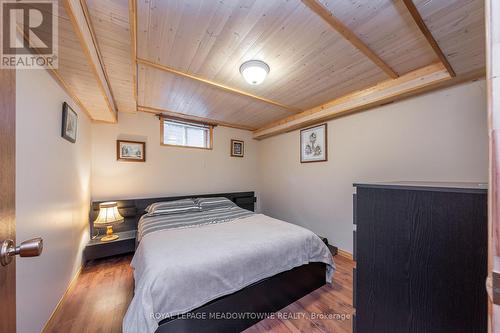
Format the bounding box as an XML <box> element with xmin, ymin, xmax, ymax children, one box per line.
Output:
<box><xmin>157</xmin><ymin>262</ymin><xmax>326</xmax><ymax>333</ymax></box>
<box><xmin>89</xmin><ymin>192</ymin><xmax>328</xmax><ymax>333</ymax></box>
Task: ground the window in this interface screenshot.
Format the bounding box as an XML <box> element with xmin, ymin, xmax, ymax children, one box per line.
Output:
<box><xmin>161</xmin><ymin>118</ymin><xmax>213</xmax><ymax>149</ymax></box>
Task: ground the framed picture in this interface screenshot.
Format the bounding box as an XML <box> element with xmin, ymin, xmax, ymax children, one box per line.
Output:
<box><xmin>300</xmin><ymin>123</ymin><xmax>327</xmax><ymax>163</ymax></box>
<box><xmin>231</xmin><ymin>139</ymin><xmax>244</xmax><ymax>157</ymax></box>
<box><xmin>117</xmin><ymin>140</ymin><xmax>146</xmax><ymax>162</ymax></box>
<box><xmin>61</xmin><ymin>102</ymin><xmax>78</xmax><ymax>143</ymax></box>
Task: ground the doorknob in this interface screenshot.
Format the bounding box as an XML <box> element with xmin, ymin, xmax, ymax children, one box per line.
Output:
<box><xmin>0</xmin><ymin>237</ymin><xmax>43</xmax><ymax>266</ymax></box>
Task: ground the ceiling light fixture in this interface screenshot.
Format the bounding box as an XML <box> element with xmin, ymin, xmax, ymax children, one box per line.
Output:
<box><xmin>239</xmin><ymin>60</ymin><xmax>270</xmax><ymax>85</ymax></box>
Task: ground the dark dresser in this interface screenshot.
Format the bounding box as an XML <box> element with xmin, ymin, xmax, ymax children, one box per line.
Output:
<box><xmin>353</xmin><ymin>182</ymin><xmax>487</xmax><ymax>333</ymax></box>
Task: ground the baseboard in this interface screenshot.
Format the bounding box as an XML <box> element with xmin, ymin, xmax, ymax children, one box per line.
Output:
<box><xmin>41</xmin><ymin>265</ymin><xmax>83</xmax><ymax>333</ymax></box>
<box><xmin>337</xmin><ymin>248</ymin><xmax>354</xmax><ymax>261</ymax></box>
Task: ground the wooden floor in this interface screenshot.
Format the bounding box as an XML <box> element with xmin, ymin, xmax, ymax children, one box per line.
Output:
<box><xmin>44</xmin><ymin>254</ymin><xmax>354</xmax><ymax>333</ymax></box>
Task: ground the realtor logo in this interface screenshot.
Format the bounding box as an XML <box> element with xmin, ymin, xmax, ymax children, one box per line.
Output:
<box><xmin>1</xmin><ymin>0</ymin><xmax>58</xmax><ymax>68</ymax></box>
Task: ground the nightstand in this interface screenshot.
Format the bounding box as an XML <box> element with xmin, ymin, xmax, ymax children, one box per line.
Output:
<box><xmin>84</xmin><ymin>230</ymin><xmax>136</xmax><ymax>262</ymax></box>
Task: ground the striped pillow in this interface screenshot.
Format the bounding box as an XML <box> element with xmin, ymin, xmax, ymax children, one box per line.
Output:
<box><xmin>145</xmin><ymin>199</ymin><xmax>200</xmax><ymax>215</ymax></box>
<box><xmin>196</xmin><ymin>197</ymin><xmax>236</xmax><ymax>211</ymax></box>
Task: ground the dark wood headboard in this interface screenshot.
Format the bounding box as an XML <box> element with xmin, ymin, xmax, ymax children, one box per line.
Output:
<box><xmin>89</xmin><ymin>191</ymin><xmax>256</xmax><ymax>235</ymax></box>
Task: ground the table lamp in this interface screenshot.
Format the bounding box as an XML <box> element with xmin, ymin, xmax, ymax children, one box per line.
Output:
<box><xmin>93</xmin><ymin>202</ymin><xmax>124</xmax><ymax>242</ymax></box>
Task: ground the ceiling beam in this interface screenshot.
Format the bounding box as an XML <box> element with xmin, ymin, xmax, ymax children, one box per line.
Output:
<box><xmin>129</xmin><ymin>0</ymin><xmax>138</xmax><ymax>104</ymax></box>
<box><xmin>402</xmin><ymin>0</ymin><xmax>456</xmax><ymax>77</ymax></box>
<box><xmin>136</xmin><ymin>58</ymin><xmax>301</xmax><ymax>113</ymax></box>
<box><xmin>63</xmin><ymin>0</ymin><xmax>118</xmax><ymax>120</ymax></box>
<box><xmin>253</xmin><ymin>63</ymin><xmax>484</xmax><ymax>139</ymax></box>
<box><xmin>79</xmin><ymin>0</ymin><xmax>113</xmax><ymax>92</ymax></box>
<box><xmin>301</xmin><ymin>0</ymin><xmax>398</xmax><ymax>79</ymax></box>
<box><xmin>137</xmin><ymin>105</ymin><xmax>257</xmax><ymax>131</ymax></box>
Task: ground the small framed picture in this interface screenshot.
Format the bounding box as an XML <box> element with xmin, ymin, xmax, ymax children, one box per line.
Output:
<box><xmin>231</xmin><ymin>139</ymin><xmax>244</xmax><ymax>157</ymax></box>
<box><xmin>61</xmin><ymin>102</ymin><xmax>78</xmax><ymax>143</ymax></box>
<box><xmin>300</xmin><ymin>123</ymin><xmax>327</xmax><ymax>163</ymax></box>
<box><xmin>117</xmin><ymin>140</ymin><xmax>146</xmax><ymax>162</ymax></box>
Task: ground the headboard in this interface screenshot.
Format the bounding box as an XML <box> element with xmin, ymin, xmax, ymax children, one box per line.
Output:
<box><xmin>89</xmin><ymin>191</ymin><xmax>256</xmax><ymax>235</ymax></box>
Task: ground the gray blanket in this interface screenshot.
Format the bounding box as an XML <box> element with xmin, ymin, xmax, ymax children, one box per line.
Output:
<box><xmin>123</xmin><ymin>212</ymin><xmax>335</xmax><ymax>333</ymax></box>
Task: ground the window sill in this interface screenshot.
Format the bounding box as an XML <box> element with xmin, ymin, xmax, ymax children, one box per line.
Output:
<box><xmin>160</xmin><ymin>143</ymin><xmax>213</xmax><ymax>150</ymax></box>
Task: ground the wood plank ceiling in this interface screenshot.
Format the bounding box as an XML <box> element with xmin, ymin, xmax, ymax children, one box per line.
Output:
<box><xmin>52</xmin><ymin>0</ymin><xmax>485</xmax><ymax>134</ymax></box>
<box><xmin>85</xmin><ymin>0</ymin><xmax>136</xmax><ymax>114</ymax></box>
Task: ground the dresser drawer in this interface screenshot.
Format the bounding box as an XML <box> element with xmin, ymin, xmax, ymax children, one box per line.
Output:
<box><xmin>353</xmin><ymin>184</ymin><xmax>487</xmax><ymax>332</ymax></box>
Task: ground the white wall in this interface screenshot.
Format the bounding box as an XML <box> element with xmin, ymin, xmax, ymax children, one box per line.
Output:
<box><xmin>16</xmin><ymin>69</ymin><xmax>92</xmax><ymax>333</ymax></box>
<box><xmin>257</xmin><ymin>80</ymin><xmax>488</xmax><ymax>253</ymax></box>
<box><xmin>91</xmin><ymin>112</ymin><xmax>258</xmax><ymax>201</ymax></box>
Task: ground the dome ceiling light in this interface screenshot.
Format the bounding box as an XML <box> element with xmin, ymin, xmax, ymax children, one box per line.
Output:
<box><xmin>239</xmin><ymin>60</ymin><xmax>270</xmax><ymax>85</ymax></box>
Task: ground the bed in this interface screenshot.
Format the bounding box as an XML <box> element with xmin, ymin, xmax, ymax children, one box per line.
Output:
<box><xmin>90</xmin><ymin>192</ymin><xmax>335</xmax><ymax>333</ymax></box>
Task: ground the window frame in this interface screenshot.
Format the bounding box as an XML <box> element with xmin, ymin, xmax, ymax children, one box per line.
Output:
<box><xmin>160</xmin><ymin>116</ymin><xmax>214</xmax><ymax>150</ymax></box>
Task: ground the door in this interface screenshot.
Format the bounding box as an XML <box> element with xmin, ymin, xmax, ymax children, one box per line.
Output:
<box><xmin>0</xmin><ymin>68</ymin><xmax>16</xmax><ymax>333</ymax></box>
<box><xmin>486</xmin><ymin>0</ymin><xmax>500</xmax><ymax>332</ymax></box>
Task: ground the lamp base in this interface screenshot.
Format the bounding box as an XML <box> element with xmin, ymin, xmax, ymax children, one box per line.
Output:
<box><xmin>100</xmin><ymin>234</ymin><xmax>119</xmax><ymax>242</ymax></box>
<box><xmin>100</xmin><ymin>225</ymin><xmax>119</xmax><ymax>242</ymax></box>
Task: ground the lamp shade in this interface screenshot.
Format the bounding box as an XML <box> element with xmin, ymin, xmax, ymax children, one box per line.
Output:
<box><xmin>94</xmin><ymin>202</ymin><xmax>124</xmax><ymax>227</ymax></box>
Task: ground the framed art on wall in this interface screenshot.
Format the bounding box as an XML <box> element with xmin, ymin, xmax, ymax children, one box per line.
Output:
<box><xmin>61</xmin><ymin>102</ymin><xmax>78</xmax><ymax>143</ymax></box>
<box><xmin>117</xmin><ymin>140</ymin><xmax>146</xmax><ymax>162</ymax></box>
<box><xmin>300</xmin><ymin>123</ymin><xmax>327</xmax><ymax>163</ymax></box>
<box><xmin>231</xmin><ymin>139</ymin><xmax>244</xmax><ymax>157</ymax></box>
